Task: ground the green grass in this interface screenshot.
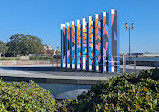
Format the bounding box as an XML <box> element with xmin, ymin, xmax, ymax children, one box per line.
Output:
<box><xmin>0</xmin><ymin>57</ymin><xmax>20</xmax><ymax>60</ymax></box>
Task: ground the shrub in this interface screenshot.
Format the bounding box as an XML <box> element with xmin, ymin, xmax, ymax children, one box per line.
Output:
<box><xmin>0</xmin><ymin>57</ymin><xmax>20</xmax><ymax>60</ymax></box>
<box><xmin>29</xmin><ymin>56</ymin><xmax>53</xmax><ymax>60</ymax></box>
<box><xmin>72</xmin><ymin>68</ymin><xmax>159</xmax><ymax>111</ymax></box>
<box><xmin>0</xmin><ymin>80</ymin><xmax>57</xmax><ymax>112</ymax></box>
<box><xmin>1</xmin><ymin>68</ymin><xmax>159</xmax><ymax>111</ymax></box>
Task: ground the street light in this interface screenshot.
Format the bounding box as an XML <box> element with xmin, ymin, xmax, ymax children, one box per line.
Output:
<box><xmin>125</xmin><ymin>23</ymin><xmax>134</xmax><ymax>60</ymax></box>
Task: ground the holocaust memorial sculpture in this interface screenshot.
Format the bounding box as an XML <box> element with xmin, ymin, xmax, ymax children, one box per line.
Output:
<box><xmin>61</xmin><ymin>9</ymin><xmax>119</xmax><ymax>73</ymax></box>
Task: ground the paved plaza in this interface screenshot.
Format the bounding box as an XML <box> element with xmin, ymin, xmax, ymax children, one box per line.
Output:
<box><xmin>0</xmin><ymin>64</ymin><xmax>155</xmax><ymax>82</ymax></box>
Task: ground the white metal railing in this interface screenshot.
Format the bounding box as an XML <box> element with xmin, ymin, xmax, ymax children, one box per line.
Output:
<box><xmin>52</xmin><ymin>55</ymin><xmax>61</xmax><ymax>67</ymax></box>
<box><xmin>53</xmin><ymin>55</ymin><xmax>136</xmax><ymax>74</ymax></box>
<box><xmin>121</xmin><ymin>55</ymin><xmax>136</xmax><ymax>74</ymax></box>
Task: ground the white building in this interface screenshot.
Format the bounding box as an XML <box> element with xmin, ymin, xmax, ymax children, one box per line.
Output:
<box><xmin>43</xmin><ymin>44</ymin><xmax>53</xmax><ymax>50</ymax></box>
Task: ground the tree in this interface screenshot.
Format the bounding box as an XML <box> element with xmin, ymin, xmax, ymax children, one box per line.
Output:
<box><xmin>7</xmin><ymin>34</ymin><xmax>43</xmax><ymax>56</ymax></box>
<box><xmin>0</xmin><ymin>41</ymin><xmax>8</xmax><ymax>57</ymax></box>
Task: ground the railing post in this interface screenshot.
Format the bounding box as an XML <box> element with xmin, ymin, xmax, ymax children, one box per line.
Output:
<box><xmin>52</xmin><ymin>58</ymin><xmax>53</xmax><ymax>67</ymax></box>
<box><xmin>52</xmin><ymin>56</ymin><xmax>54</xmax><ymax>67</ymax></box>
<box><xmin>56</xmin><ymin>55</ymin><xmax>58</xmax><ymax>67</ymax></box>
<box><xmin>123</xmin><ymin>55</ymin><xmax>126</xmax><ymax>74</ymax></box>
<box><xmin>134</xmin><ymin>56</ymin><xmax>136</xmax><ymax>73</ymax></box>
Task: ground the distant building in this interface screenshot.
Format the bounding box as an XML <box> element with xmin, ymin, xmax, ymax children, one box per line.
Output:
<box><xmin>43</xmin><ymin>44</ymin><xmax>54</xmax><ymax>57</ymax></box>
<box><xmin>42</xmin><ymin>44</ymin><xmax>60</xmax><ymax>57</ymax></box>
<box><xmin>131</xmin><ymin>53</ymin><xmax>143</xmax><ymax>57</ymax></box>
<box><xmin>43</xmin><ymin>44</ymin><xmax>53</xmax><ymax>51</ymax></box>
<box><xmin>142</xmin><ymin>52</ymin><xmax>159</xmax><ymax>57</ymax></box>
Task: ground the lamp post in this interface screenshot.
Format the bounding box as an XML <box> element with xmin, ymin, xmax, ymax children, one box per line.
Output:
<box><xmin>125</xmin><ymin>23</ymin><xmax>134</xmax><ymax>60</ymax></box>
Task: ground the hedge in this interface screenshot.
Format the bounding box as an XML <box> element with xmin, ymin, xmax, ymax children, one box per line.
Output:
<box><xmin>29</xmin><ymin>56</ymin><xmax>53</xmax><ymax>60</ymax></box>
<box><xmin>0</xmin><ymin>57</ymin><xmax>20</xmax><ymax>60</ymax></box>
<box><xmin>0</xmin><ymin>80</ymin><xmax>59</xmax><ymax>112</ymax></box>
<box><xmin>1</xmin><ymin>68</ymin><xmax>159</xmax><ymax>111</ymax></box>
<box><xmin>72</xmin><ymin>68</ymin><xmax>159</xmax><ymax>111</ymax></box>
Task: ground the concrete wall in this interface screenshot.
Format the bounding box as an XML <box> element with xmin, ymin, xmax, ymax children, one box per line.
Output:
<box><xmin>38</xmin><ymin>83</ymin><xmax>92</xmax><ymax>100</ymax></box>
<box><xmin>0</xmin><ymin>60</ymin><xmax>53</xmax><ymax>66</ymax></box>
<box><xmin>1</xmin><ymin>60</ymin><xmax>159</xmax><ymax>67</ymax></box>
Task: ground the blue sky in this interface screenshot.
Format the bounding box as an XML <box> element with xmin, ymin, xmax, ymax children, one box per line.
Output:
<box><xmin>0</xmin><ymin>0</ymin><xmax>159</xmax><ymax>53</ymax></box>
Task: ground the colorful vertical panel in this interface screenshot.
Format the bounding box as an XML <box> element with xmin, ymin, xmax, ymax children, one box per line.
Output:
<box><xmin>82</xmin><ymin>18</ymin><xmax>87</xmax><ymax>70</ymax></box>
<box><xmin>71</xmin><ymin>21</ymin><xmax>75</xmax><ymax>68</ymax></box>
<box><xmin>95</xmin><ymin>14</ymin><xmax>101</xmax><ymax>71</ymax></box>
<box><xmin>81</xmin><ymin>24</ymin><xmax>83</xmax><ymax>69</ymax></box>
<box><xmin>60</xmin><ymin>24</ymin><xmax>62</xmax><ymax>67</ymax></box>
<box><xmin>70</xmin><ymin>22</ymin><xmax>72</xmax><ymax>69</ymax></box>
<box><xmin>75</xmin><ymin>22</ymin><xmax>77</xmax><ymax>70</ymax></box>
<box><xmin>61</xmin><ymin>24</ymin><xmax>65</xmax><ymax>67</ymax></box>
<box><xmin>76</xmin><ymin>20</ymin><xmax>81</xmax><ymax>69</ymax></box>
<box><xmin>102</xmin><ymin>12</ymin><xmax>109</xmax><ymax>72</ymax></box>
<box><xmin>61</xmin><ymin>9</ymin><xmax>119</xmax><ymax>73</ymax></box>
<box><xmin>117</xmin><ymin>11</ymin><xmax>120</xmax><ymax>72</ymax></box>
<box><xmin>88</xmin><ymin>16</ymin><xmax>93</xmax><ymax>70</ymax></box>
<box><xmin>67</xmin><ymin>23</ymin><xmax>70</xmax><ymax>68</ymax></box>
<box><xmin>65</xmin><ymin>23</ymin><xmax>67</xmax><ymax>68</ymax></box>
<box><xmin>109</xmin><ymin>9</ymin><xmax>119</xmax><ymax>72</ymax></box>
